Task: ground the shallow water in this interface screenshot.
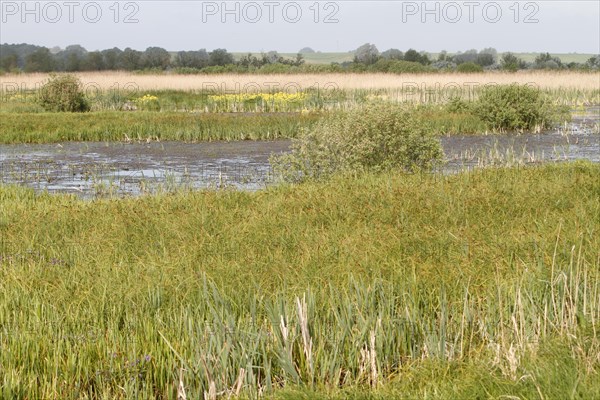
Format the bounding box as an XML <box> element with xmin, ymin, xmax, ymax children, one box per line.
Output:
<box><xmin>1</xmin><ymin>110</ymin><xmax>598</xmax><ymax>198</ymax></box>
<box><xmin>0</xmin><ymin>140</ymin><xmax>290</xmax><ymax>197</ymax></box>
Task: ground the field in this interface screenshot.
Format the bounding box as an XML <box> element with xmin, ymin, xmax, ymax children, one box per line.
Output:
<box><xmin>1</xmin><ymin>163</ymin><xmax>599</xmax><ymax>399</ymax></box>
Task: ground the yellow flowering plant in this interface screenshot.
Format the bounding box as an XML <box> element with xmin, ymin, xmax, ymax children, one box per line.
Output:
<box><xmin>135</xmin><ymin>94</ymin><xmax>160</xmax><ymax>111</ymax></box>
<box><xmin>208</xmin><ymin>92</ymin><xmax>308</xmax><ymax>112</ymax></box>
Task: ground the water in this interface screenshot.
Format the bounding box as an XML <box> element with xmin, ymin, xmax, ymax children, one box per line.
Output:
<box><xmin>1</xmin><ymin>111</ymin><xmax>598</xmax><ymax>198</ymax></box>
<box><xmin>0</xmin><ymin>140</ymin><xmax>290</xmax><ymax>197</ymax></box>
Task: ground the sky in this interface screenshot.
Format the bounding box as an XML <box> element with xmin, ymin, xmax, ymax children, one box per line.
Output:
<box><xmin>1</xmin><ymin>0</ymin><xmax>599</xmax><ymax>54</ymax></box>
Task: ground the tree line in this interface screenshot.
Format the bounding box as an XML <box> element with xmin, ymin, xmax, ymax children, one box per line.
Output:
<box><xmin>1</xmin><ymin>43</ymin><xmax>598</xmax><ymax>73</ymax></box>
<box><xmin>0</xmin><ymin>44</ymin><xmax>305</xmax><ymax>73</ymax></box>
<box><xmin>352</xmin><ymin>43</ymin><xmax>600</xmax><ymax>72</ymax></box>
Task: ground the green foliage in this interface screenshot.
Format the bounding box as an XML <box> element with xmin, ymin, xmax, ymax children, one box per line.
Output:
<box><xmin>474</xmin><ymin>84</ymin><xmax>568</xmax><ymax>132</ymax></box>
<box><xmin>37</xmin><ymin>74</ymin><xmax>90</xmax><ymax>112</ymax></box>
<box><xmin>445</xmin><ymin>97</ymin><xmax>472</xmax><ymax>113</ymax></box>
<box><xmin>457</xmin><ymin>62</ymin><xmax>483</xmax><ymax>73</ymax></box>
<box><xmin>370</xmin><ymin>59</ymin><xmax>431</xmax><ymax>73</ymax></box>
<box><xmin>0</xmin><ymin>111</ymin><xmax>320</xmax><ymax>143</ymax></box>
<box><xmin>271</xmin><ymin>103</ymin><xmax>443</xmax><ymax>182</ymax></box>
<box><xmin>501</xmin><ymin>52</ymin><xmax>525</xmax><ymax>72</ymax></box>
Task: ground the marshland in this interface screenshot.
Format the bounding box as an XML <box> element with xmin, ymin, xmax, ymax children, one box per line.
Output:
<box><xmin>1</xmin><ymin>69</ymin><xmax>599</xmax><ymax>399</ymax></box>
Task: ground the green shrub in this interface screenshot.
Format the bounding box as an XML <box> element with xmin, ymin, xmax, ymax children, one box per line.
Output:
<box><xmin>474</xmin><ymin>84</ymin><xmax>568</xmax><ymax>132</ymax></box>
<box><xmin>369</xmin><ymin>59</ymin><xmax>431</xmax><ymax>73</ymax></box>
<box><xmin>457</xmin><ymin>62</ymin><xmax>484</xmax><ymax>73</ymax></box>
<box><xmin>445</xmin><ymin>96</ymin><xmax>472</xmax><ymax>113</ymax></box>
<box><xmin>271</xmin><ymin>103</ymin><xmax>443</xmax><ymax>182</ymax></box>
<box><xmin>37</xmin><ymin>74</ymin><xmax>90</xmax><ymax>112</ymax></box>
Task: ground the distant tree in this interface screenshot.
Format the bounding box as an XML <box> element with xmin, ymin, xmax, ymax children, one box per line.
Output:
<box><xmin>209</xmin><ymin>48</ymin><xmax>234</xmax><ymax>66</ymax></box>
<box><xmin>0</xmin><ymin>43</ymin><xmax>46</xmax><ymax>69</ymax></box>
<box><xmin>437</xmin><ymin>50</ymin><xmax>448</xmax><ymax>62</ymax></box>
<box><xmin>381</xmin><ymin>48</ymin><xmax>403</xmax><ymax>60</ymax></box>
<box><xmin>0</xmin><ymin>53</ymin><xmax>18</xmax><ymax>71</ymax></box>
<box><xmin>501</xmin><ymin>52</ymin><xmax>523</xmax><ymax>72</ymax></box>
<box><xmin>453</xmin><ymin>49</ymin><xmax>478</xmax><ymax>65</ymax></box>
<box><xmin>83</xmin><ymin>51</ymin><xmax>105</xmax><ymax>71</ymax></box>
<box><xmin>56</xmin><ymin>45</ymin><xmax>88</xmax><ymax>71</ymax></box>
<box><xmin>534</xmin><ymin>52</ymin><xmax>562</xmax><ymax>69</ymax></box>
<box><xmin>535</xmin><ymin>52</ymin><xmax>552</xmax><ymax>64</ymax></box>
<box><xmin>299</xmin><ymin>47</ymin><xmax>315</xmax><ymax>54</ymax></box>
<box><xmin>102</xmin><ymin>48</ymin><xmax>122</xmax><ymax>70</ymax></box>
<box><xmin>353</xmin><ymin>43</ymin><xmax>380</xmax><ymax>65</ymax></box>
<box><xmin>480</xmin><ymin>47</ymin><xmax>498</xmax><ymax>58</ymax></box>
<box><xmin>24</xmin><ymin>48</ymin><xmax>55</xmax><ymax>72</ymax></box>
<box><xmin>141</xmin><ymin>47</ymin><xmax>171</xmax><ymax>69</ymax></box>
<box><xmin>262</xmin><ymin>51</ymin><xmax>282</xmax><ymax>64</ymax></box>
<box><xmin>404</xmin><ymin>49</ymin><xmax>430</xmax><ymax>65</ymax></box>
<box><xmin>476</xmin><ymin>53</ymin><xmax>495</xmax><ymax>67</ymax></box>
<box><xmin>278</xmin><ymin>53</ymin><xmax>305</xmax><ymax>67</ymax></box>
<box><xmin>63</xmin><ymin>53</ymin><xmax>81</xmax><ymax>71</ymax></box>
<box><xmin>587</xmin><ymin>55</ymin><xmax>600</xmax><ymax>69</ymax></box>
<box><xmin>119</xmin><ymin>48</ymin><xmax>142</xmax><ymax>70</ymax></box>
<box><xmin>175</xmin><ymin>50</ymin><xmax>209</xmax><ymax>69</ymax></box>
<box><xmin>238</xmin><ymin>53</ymin><xmax>262</xmax><ymax>68</ymax></box>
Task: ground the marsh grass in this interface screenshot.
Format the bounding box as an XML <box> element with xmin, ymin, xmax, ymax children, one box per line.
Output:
<box><xmin>0</xmin><ymin>112</ymin><xmax>321</xmax><ymax>143</ymax></box>
<box><xmin>1</xmin><ymin>162</ymin><xmax>599</xmax><ymax>398</ymax></box>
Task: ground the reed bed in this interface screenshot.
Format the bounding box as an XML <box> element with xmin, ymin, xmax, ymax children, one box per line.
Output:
<box><xmin>2</xmin><ymin>71</ymin><xmax>598</xmax><ymax>92</ymax></box>
<box><xmin>1</xmin><ymin>162</ymin><xmax>599</xmax><ymax>399</ymax></box>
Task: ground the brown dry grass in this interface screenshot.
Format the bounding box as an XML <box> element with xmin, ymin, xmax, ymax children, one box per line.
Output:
<box><xmin>1</xmin><ymin>71</ymin><xmax>598</xmax><ymax>92</ymax></box>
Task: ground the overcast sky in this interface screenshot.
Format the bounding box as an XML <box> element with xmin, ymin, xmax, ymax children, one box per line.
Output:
<box><xmin>1</xmin><ymin>1</ymin><xmax>599</xmax><ymax>54</ymax></box>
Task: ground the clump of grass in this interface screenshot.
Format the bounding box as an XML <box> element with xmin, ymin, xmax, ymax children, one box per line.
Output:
<box><xmin>1</xmin><ymin>162</ymin><xmax>598</xmax><ymax>398</ymax></box>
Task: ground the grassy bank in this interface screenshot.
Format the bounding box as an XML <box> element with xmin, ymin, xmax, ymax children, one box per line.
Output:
<box><xmin>0</xmin><ymin>111</ymin><xmax>321</xmax><ymax>143</ymax></box>
<box><xmin>1</xmin><ymin>162</ymin><xmax>599</xmax><ymax>398</ymax></box>
<box><xmin>0</xmin><ymin>108</ymin><xmax>491</xmax><ymax>144</ymax></box>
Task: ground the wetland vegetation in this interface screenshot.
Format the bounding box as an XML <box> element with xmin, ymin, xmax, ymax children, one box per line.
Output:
<box><xmin>1</xmin><ymin>69</ymin><xmax>599</xmax><ymax>398</ymax></box>
<box><xmin>1</xmin><ymin>162</ymin><xmax>599</xmax><ymax>399</ymax></box>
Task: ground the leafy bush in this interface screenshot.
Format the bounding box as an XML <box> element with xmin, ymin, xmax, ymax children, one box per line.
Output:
<box><xmin>37</xmin><ymin>74</ymin><xmax>90</xmax><ymax>112</ymax></box>
<box><xmin>445</xmin><ymin>96</ymin><xmax>472</xmax><ymax>113</ymax></box>
<box><xmin>369</xmin><ymin>59</ymin><xmax>431</xmax><ymax>73</ymax></box>
<box><xmin>474</xmin><ymin>84</ymin><xmax>568</xmax><ymax>132</ymax></box>
<box><xmin>271</xmin><ymin>103</ymin><xmax>443</xmax><ymax>182</ymax></box>
<box><xmin>457</xmin><ymin>62</ymin><xmax>484</xmax><ymax>73</ymax></box>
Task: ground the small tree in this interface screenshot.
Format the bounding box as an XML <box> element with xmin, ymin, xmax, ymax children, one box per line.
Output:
<box><xmin>38</xmin><ymin>74</ymin><xmax>90</xmax><ymax>112</ymax></box>
<box><xmin>501</xmin><ymin>52</ymin><xmax>523</xmax><ymax>72</ymax></box>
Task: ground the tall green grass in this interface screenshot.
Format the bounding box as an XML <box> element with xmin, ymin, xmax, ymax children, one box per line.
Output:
<box><xmin>0</xmin><ymin>108</ymin><xmax>490</xmax><ymax>144</ymax></box>
<box><xmin>1</xmin><ymin>162</ymin><xmax>599</xmax><ymax>398</ymax></box>
<box><xmin>0</xmin><ymin>111</ymin><xmax>320</xmax><ymax>143</ymax></box>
